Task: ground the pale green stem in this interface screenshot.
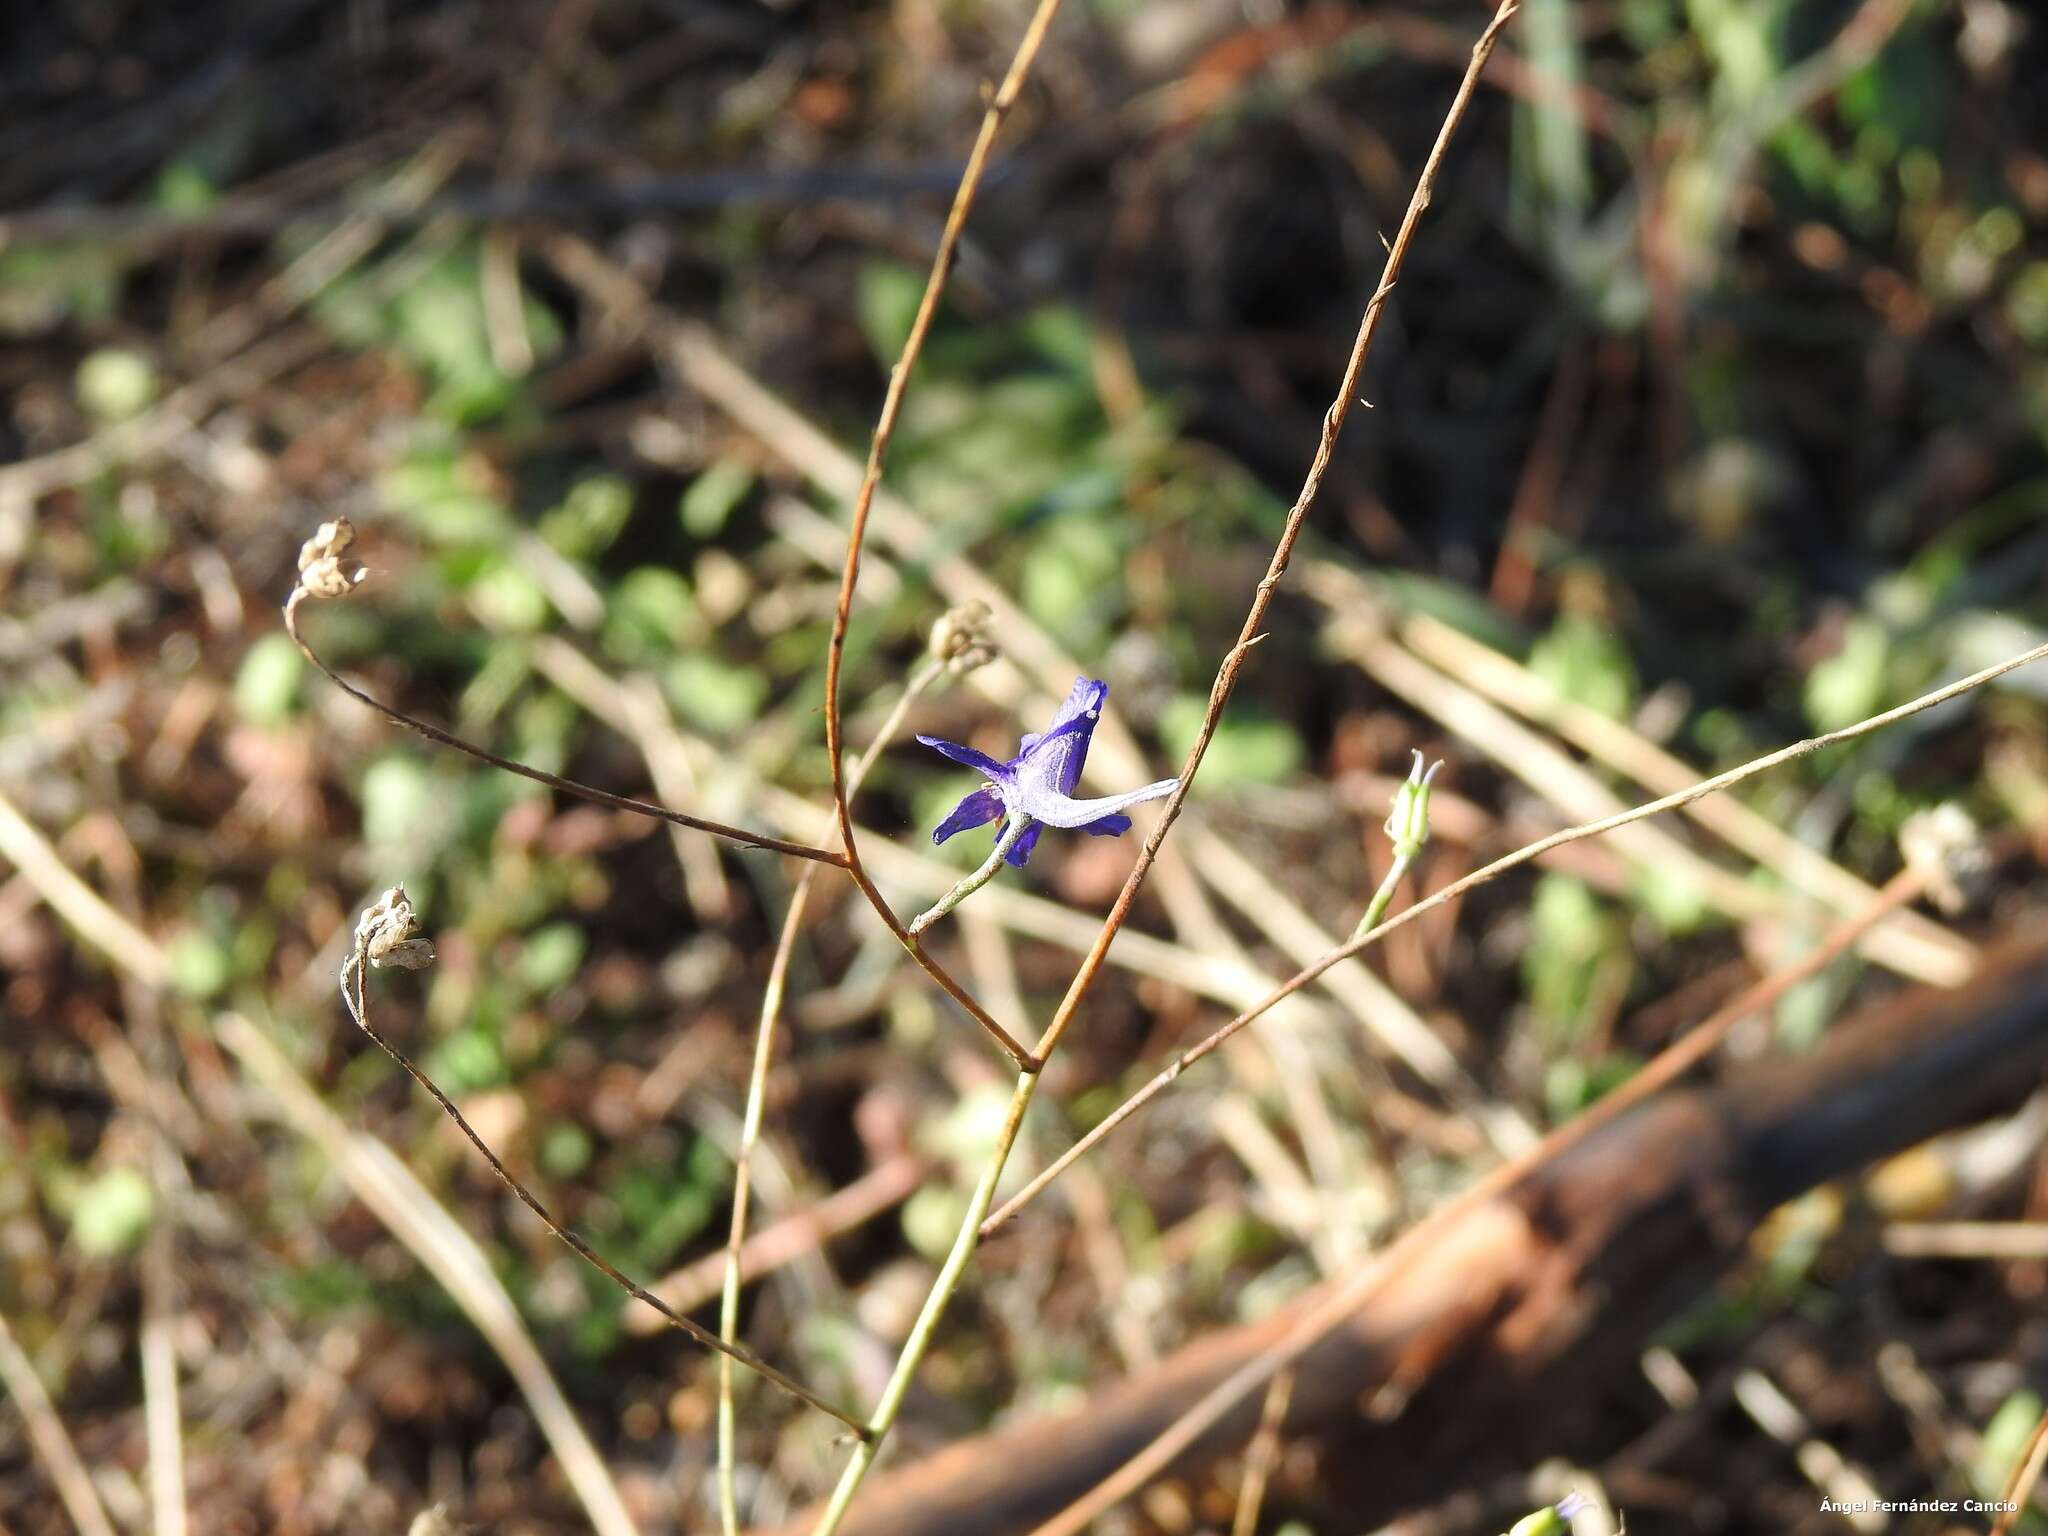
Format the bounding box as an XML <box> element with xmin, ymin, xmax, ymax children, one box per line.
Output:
<box><xmin>908</xmin><ymin>814</ymin><xmax>1032</xmax><ymax>935</ymax></box>
<box><xmin>718</xmin><ymin>658</ymin><xmax>944</xmax><ymax>1536</ymax></box>
<box><xmin>802</xmin><ymin>765</ymin><xmax>1425</xmax><ymax>1531</ymax></box>
<box><xmin>809</xmin><ymin>1069</ymin><xmax>1039</xmax><ymax>1536</ymax></box>
<box><xmin>1350</xmin><ymin>849</ymin><xmax>1415</xmax><ymax>942</ymax></box>
<box><xmin>811</xmin><ymin>762</ymin><xmax>1433</xmax><ymax>1534</ymax></box>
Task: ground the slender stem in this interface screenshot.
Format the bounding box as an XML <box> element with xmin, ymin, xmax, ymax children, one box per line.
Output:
<box><xmin>979</xmin><ymin>630</ymin><xmax>2048</xmax><ymax>1237</ymax></box>
<box><xmin>0</xmin><ymin>1309</ymin><xmax>119</xmax><ymax>1536</ymax></box>
<box><xmin>1230</xmin><ymin>1368</ymin><xmax>1296</xmax><ymax>1536</ymax></box>
<box><xmin>1023</xmin><ymin>870</ymin><xmax>1930</xmax><ymax>1536</ymax></box>
<box><xmin>812</xmin><ymin>0</ymin><xmax>1067</xmax><ymax>1069</ymax></box>
<box><xmin>811</xmin><ymin>1070</ymin><xmax>1040</xmax><ymax>1536</ymax></box>
<box><xmin>1020</xmin><ymin>0</ymin><xmax>1522</xmax><ymax>1073</ymax></box>
<box><xmin>985</xmin><ymin>850</ymin><xmax>1414</xmax><ymax>1241</ymax></box>
<box><xmin>1994</xmin><ymin>1399</ymin><xmax>2048</xmax><ymax>1536</ymax></box>
<box><xmin>910</xmin><ymin>816</ymin><xmax>1032</xmax><ymax>935</ymax></box>
<box><xmin>337</xmin><ymin>943</ymin><xmax>864</xmax><ymax>1433</ymax></box>
<box><xmin>718</xmin><ymin>659</ymin><xmax>944</xmax><ymax>1536</ymax></box>
<box><xmin>821</xmin><ymin>0</ymin><xmax>1067</xmax><ymax>862</ymax></box>
<box><xmin>1351</xmin><ymin>850</ymin><xmax>1415</xmax><ymax>942</ymax></box>
<box><xmin>286</xmin><ymin>591</ymin><xmax>842</xmax><ymax>867</ymax></box>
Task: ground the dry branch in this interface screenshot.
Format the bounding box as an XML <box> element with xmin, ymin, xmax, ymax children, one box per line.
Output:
<box><xmin>758</xmin><ymin>935</ymin><xmax>2048</xmax><ymax>1536</ymax></box>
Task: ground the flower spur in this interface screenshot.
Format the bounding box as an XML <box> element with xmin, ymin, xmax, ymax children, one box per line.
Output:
<box><xmin>909</xmin><ymin>677</ymin><xmax>1179</xmax><ymax>932</ymax></box>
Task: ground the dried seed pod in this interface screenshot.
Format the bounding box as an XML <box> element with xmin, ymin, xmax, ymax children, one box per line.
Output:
<box><xmin>1899</xmin><ymin>803</ymin><xmax>1990</xmax><ymax>916</ymax></box>
<box><xmin>929</xmin><ymin>599</ymin><xmax>997</xmax><ymax>675</ymax></box>
<box><xmin>295</xmin><ymin>516</ymin><xmax>368</xmax><ymax>601</ymax></box>
<box><xmin>356</xmin><ymin>884</ymin><xmax>436</xmax><ymax>972</ymax></box>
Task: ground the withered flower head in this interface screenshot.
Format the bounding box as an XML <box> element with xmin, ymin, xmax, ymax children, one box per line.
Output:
<box><xmin>295</xmin><ymin>516</ymin><xmax>368</xmax><ymax>602</ymax></box>
<box><xmin>356</xmin><ymin>884</ymin><xmax>436</xmax><ymax>972</ymax></box>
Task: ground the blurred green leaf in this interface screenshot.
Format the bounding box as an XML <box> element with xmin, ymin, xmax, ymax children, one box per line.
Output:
<box><xmin>1020</xmin><ymin>516</ymin><xmax>1126</xmax><ymax>648</ymax></box>
<box><xmin>521</xmin><ymin>923</ymin><xmax>586</xmax><ymax>995</ymax></box>
<box><xmin>2008</xmin><ymin>262</ymin><xmax>2048</xmax><ymax>348</ymax></box>
<box><xmin>604</xmin><ymin>568</ymin><xmax>699</xmax><ymax>662</ymax></box>
<box><xmin>0</xmin><ymin>243</ymin><xmax>122</xmax><ymax>334</ymax></box>
<box><xmin>1530</xmin><ymin>613</ymin><xmax>1637</xmax><ymax>719</ymax></box>
<box><xmin>539</xmin><ymin>1122</ymin><xmax>593</xmax><ymax>1181</ymax></box>
<box><xmin>679</xmin><ymin>459</ymin><xmax>754</xmax><ymax>539</ymax></box>
<box><xmin>857</xmin><ymin>261</ymin><xmax>926</xmax><ymax>367</ymax></box>
<box><xmin>382</xmin><ymin>438</ymin><xmax>509</xmax><ymax>544</ymax></box>
<box><xmin>1160</xmin><ymin>696</ymin><xmax>1302</xmax><ymax>789</ymax></box>
<box><xmin>1523</xmin><ymin>872</ymin><xmax>1630</xmax><ymax>1044</ymax></box>
<box><xmin>607</xmin><ymin>1139</ymin><xmax>723</xmax><ymax>1270</ymax></box>
<box><xmin>1805</xmin><ymin>617</ymin><xmax>1889</xmax><ymax>731</ymax></box>
<box><xmin>361</xmin><ymin>755</ymin><xmax>441</xmax><ymax>853</ymax></box>
<box><xmin>466</xmin><ymin>558</ymin><xmax>550</xmax><ymax>633</ymax></box>
<box><xmin>663</xmin><ymin>653</ymin><xmax>767</xmax><ymax>734</ymax></box>
<box><xmin>426</xmin><ymin>1027</ymin><xmax>506</xmax><ymax>1094</ymax></box>
<box><xmin>312</xmin><ymin>242</ymin><xmax>559</xmax><ymax>426</ymax></box>
<box><xmin>541</xmin><ymin>475</ymin><xmax>634</xmax><ymax>559</ymax></box>
<box><xmin>70</xmin><ymin>1167</ymin><xmax>153</xmax><ymax>1258</ymax></box>
<box><xmin>1974</xmin><ymin>1389</ymin><xmax>2044</xmax><ymax>1507</ymax></box>
<box><xmin>902</xmin><ymin>1183</ymin><xmax>970</xmax><ymax>1264</ymax></box>
<box><xmin>1544</xmin><ymin>1052</ymin><xmax>1641</xmax><ymax>1122</ymax></box>
<box><xmin>153</xmin><ymin>159</ymin><xmax>219</xmax><ymax>214</ymax></box>
<box><xmin>233</xmin><ymin>633</ymin><xmax>305</xmax><ymax>726</ymax></box>
<box><xmin>168</xmin><ymin>930</ymin><xmax>232</xmax><ymax>1000</ymax></box>
<box><xmin>76</xmin><ymin>348</ymin><xmax>158</xmax><ymax>421</ymax></box>
<box><xmin>1628</xmin><ymin>860</ymin><xmax>1711</xmax><ymax>936</ymax></box>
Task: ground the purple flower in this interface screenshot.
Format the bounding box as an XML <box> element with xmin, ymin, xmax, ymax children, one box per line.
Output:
<box><xmin>917</xmin><ymin>677</ymin><xmax>1179</xmax><ymax>868</ymax></box>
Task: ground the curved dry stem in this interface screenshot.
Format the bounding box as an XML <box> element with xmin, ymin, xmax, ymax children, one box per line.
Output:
<box><xmin>812</xmin><ymin>1069</ymin><xmax>1040</xmax><ymax>1536</ymax></box>
<box><xmin>814</xmin><ymin>0</ymin><xmax>1069</xmax><ymax>1071</ymax></box>
<box><xmin>285</xmin><ymin>590</ymin><xmax>842</xmax><ymax>867</ymax></box>
<box><xmin>1026</xmin><ymin>0</ymin><xmax>1523</xmax><ymax>1069</ymax></box>
<box><xmin>982</xmin><ymin>844</ymin><xmax>1420</xmax><ymax>1237</ymax></box>
<box><xmin>337</xmin><ymin>945</ymin><xmax>863</xmax><ymax>1435</ymax></box>
<box><xmin>857</xmin><ymin>861</ymin><xmax>1036</xmax><ymax>1067</ymax></box>
<box><xmin>983</xmin><ymin>634</ymin><xmax>2048</xmax><ymax>1235</ymax></box>
<box><xmin>822</xmin><ymin>0</ymin><xmax>1068</xmax><ymax>850</ymax></box>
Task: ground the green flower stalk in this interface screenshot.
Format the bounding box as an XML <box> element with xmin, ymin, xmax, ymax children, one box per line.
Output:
<box><xmin>1505</xmin><ymin>1490</ymin><xmax>1594</xmax><ymax>1535</ymax></box>
<box><xmin>1353</xmin><ymin>751</ymin><xmax>1442</xmax><ymax>940</ymax></box>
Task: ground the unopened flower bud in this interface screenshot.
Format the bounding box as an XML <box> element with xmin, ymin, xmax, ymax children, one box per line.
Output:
<box><xmin>1506</xmin><ymin>1490</ymin><xmax>1593</xmax><ymax>1535</ymax></box>
<box><xmin>1384</xmin><ymin>750</ymin><xmax>1442</xmax><ymax>862</ymax></box>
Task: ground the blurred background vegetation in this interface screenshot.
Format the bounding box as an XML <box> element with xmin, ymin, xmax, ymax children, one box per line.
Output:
<box><xmin>4</xmin><ymin>0</ymin><xmax>2048</xmax><ymax>1532</ymax></box>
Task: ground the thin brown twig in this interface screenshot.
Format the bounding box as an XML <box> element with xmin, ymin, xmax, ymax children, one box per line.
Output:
<box><xmin>1994</xmin><ymin>1402</ymin><xmax>2048</xmax><ymax>1536</ymax></box>
<box><xmin>983</xmin><ymin>636</ymin><xmax>2048</xmax><ymax>1235</ymax></box>
<box><xmin>1023</xmin><ymin>867</ymin><xmax>1929</xmax><ymax>1536</ymax></box>
<box><xmin>0</xmin><ymin>1310</ymin><xmax>119</xmax><ymax>1536</ymax></box>
<box><xmin>817</xmin><ymin>0</ymin><xmax>1069</xmax><ymax>1072</ymax></box>
<box><xmin>1026</xmin><ymin>0</ymin><xmax>1524</xmax><ymax>1071</ymax></box>
<box><xmin>338</xmin><ymin>927</ymin><xmax>865</xmax><ymax>1435</ymax></box>
<box><xmin>217</xmin><ymin>1014</ymin><xmax>642</xmax><ymax>1536</ymax></box>
<box><xmin>0</xmin><ymin>782</ymin><xmax>644</xmax><ymax>1535</ymax></box>
<box><xmin>283</xmin><ymin>588</ymin><xmax>842</xmax><ymax>867</ymax></box>
<box><xmin>1230</xmin><ymin>1367</ymin><xmax>1295</xmax><ymax>1536</ymax></box>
